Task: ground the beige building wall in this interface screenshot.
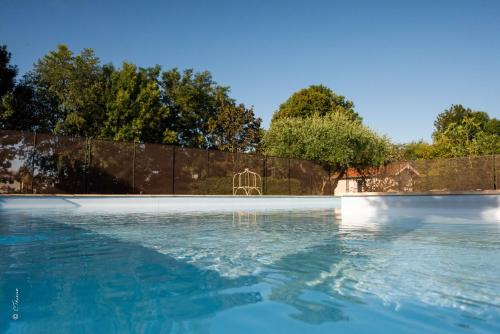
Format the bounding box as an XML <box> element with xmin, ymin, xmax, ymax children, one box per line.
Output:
<box><xmin>334</xmin><ymin>178</ymin><xmax>360</xmax><ymax>195</ymax></box>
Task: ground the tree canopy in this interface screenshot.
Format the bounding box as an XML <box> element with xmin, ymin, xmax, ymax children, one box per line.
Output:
<box><xmin>400</xmin><ymin>104</ymin><xmax>500</xmax><ymax>159</ymax></box>
<box><xmin>433</xmin><ymin>104</ymin><xmax>499</xmax><ymax>136</ymax></box>
<box><xmin>2</xmin><ymin>44</ymin><xmax>499</xmax><ymax>163</ymax></box>
<box><xmin>272</xmin><ymin>85</ymin><xmax>360</xmax><ymax>122</ymax></box>
<box><xmin>0</xmin><ymin>44</ymin><xmax>262</xmax><ymax>152</ymax></box>
<box><xmin>32</xmin><ymin>45</ymin><xmax>107</xmax><ymax>136</ymax></box>
<box><xmin>265</xmin><ymin>84</ymin><xmax>389</xmax><ymax>184</ymax></box>
<box><xmin>264</xmin><ymin>112</ymin><xmax>391</xmax><ymax>173</ymax></box>
<box><xmin>207</xmin><ymin>96</ymin><xmax>262</xmax><ymax>152</ymax></box>
<box><xmin>0</xmin><ymin>45</ymin><xmax>17</xmax><ymax>97</ymax></box>
<box><xmin>101</xmin><ymin>63</ymin><xmax>173</xmax><ymax>144</ymax></box>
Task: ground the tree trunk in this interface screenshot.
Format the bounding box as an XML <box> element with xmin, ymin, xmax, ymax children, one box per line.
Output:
<box><xmin>321</xmin><ymin>168</ymin><xmax>346</xmax><ymax>195</ymax></box>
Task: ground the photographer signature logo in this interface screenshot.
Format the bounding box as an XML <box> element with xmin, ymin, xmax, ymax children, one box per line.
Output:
<box><xmin>11</xmin><ymin>288</ymin><xmax>19</xmax><ymax>320</ymax></box>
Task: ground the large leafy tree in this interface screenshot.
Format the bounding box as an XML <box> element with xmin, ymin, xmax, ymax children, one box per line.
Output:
<box><xmin>1</xmin><ymin>74</ymin><xmax>57</xmax><ymax>132</ymax></box>
<box><xmin>266</xmin><ymin>85</ymin><xmax>389</xmax><ymax>193</ymax></box>
<box><xmin>272</xmin><ymin>85</ymin><xmax>360</xmax><ymax>122</ymax></box>
<box><xmin>207</xmin><ymin>93</ymin><xmax>262</xmax><ymax>152</ymax></box>
<box><xmin>433</xmin><ymin>114</ymin><xmax>500</xmax><ymax>157</ymax></box>
<box><xmin>0</xmin><ymin>45</ymin><xmax>17</xmax><ymax>97</ymax></box>
<box><xmin>160</xmin><ymin>68</ymin><xmax>262</xmax><ymax>150</ymax></box>
<box><xmin>433</xmin><ymin>104</ymin><xmax>498</xmax><ymax>136</ymax></box>
<box><xmin>101</xmin><ymin>63</ymin><xmax>175</xmax><ymax>143</ymax></box>
<box><xmin>161</xmin><ymin>69</ymin><xmax>221</xmax><ymax>148</ymax></box>
<box><xmin>402</xmin><ymin>105</ymin><xmax>500</xmax><ymax>159</ymax></box>
<box><xmin>264</xmin><ymin>112</ymin><xmax>391</xmax><ymax>192</ymax></box>
<box><xmin>33</xmin><ymin>45</ymin><xmax>106</xmax><ymax>136</ymax></box>
<box><xmin>1</xmin><ymin>46</ymin><xmax>57</xmax><ymax>132</ymax></box>
<box><xmin>1</xmin><ymin>44</ymin><xmax>263</xmax><ymax>151</ymax></box>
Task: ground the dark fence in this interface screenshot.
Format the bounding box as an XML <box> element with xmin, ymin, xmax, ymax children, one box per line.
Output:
<box><xmin>341</xmin><ymin>157</ymin><xmax>498</xmax><ymax>194</ymax></box>
<box><xmin>0</xmin><ymin>130</ymin><xmax>331</xmax><ymax>195</ymax></box>
<box><xmin>0</xmin><ymin>130</ymin><xmax>497</xmax><ymax>195</ymax></box>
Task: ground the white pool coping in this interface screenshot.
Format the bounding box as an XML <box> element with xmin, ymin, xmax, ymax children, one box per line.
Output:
<box><xmin>0</xmin><ymin>195</ymin><xmax>341</xmax><ymax>212</ymax></box>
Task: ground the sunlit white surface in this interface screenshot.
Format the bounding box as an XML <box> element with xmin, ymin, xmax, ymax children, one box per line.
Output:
<box><xmin>0</xmin><ymin>196</ymin><xmax>340</xmax><ymax>212</ymax></box>
<box><xmin>341</xmin><ymin>194</ymin><xmax>500</xmax><ymax>223</ymax></box>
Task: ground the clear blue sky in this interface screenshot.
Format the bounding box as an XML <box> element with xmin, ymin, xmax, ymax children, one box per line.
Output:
<box><xmin>1</xmin><ymin>0</ymin><xmax>499</xmax><ymax>143</ymax></box>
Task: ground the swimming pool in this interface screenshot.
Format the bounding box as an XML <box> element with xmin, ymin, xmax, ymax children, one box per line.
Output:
<box><xmin>1</xmin><ymin>195</ymin><xmax>499</xmax><ymax>333</ymax></box>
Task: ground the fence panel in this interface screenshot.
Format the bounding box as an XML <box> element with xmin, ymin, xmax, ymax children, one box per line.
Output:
<box><xmin>409</xmin><ymin>156</ymin><xmax>494</xmax><ymax>192</ymax></box>
<box><xmin>134</xmin><ymin>143</ymin><xmax>174</xmax><ymax>194</ymax></box>
<box><xmin>289</xmin><ymin>159</ymin><xmax>312</xmax><ymax>195</ymax></box>
<box><xmin>87</xmin><ymin>139</ymin><xmax>134</xmax><ymax>194</ymax></box>
<box><xmin>0</xmin><ymin>130</ymin><xmax>35</xmax><ymax>193</ymax></box>
<box><xmin>33</xmin><ymin>134</ymin><xmax>87</xmax><ymax>194</ymax></box>
<box><xmin>1</xmin><ymin>130</ymin><xmax>497</xmax><ymax>196</ymax></box>
<box><xmin>206</xmin><ymin>150</ymin><xmax>236</xmax><ymax>195</ymax></box>
<box><xmin>174</xmin><ymin>147</ymin><xmax>208</xmax><ymax>195</ymax></box>
<box><xmin>265</xmin><ymin>156</ymin><xmax>290</xmax><ymax>195</ymax></box>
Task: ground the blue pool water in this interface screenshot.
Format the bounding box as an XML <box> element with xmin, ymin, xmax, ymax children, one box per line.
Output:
<box><xmin>1</xmin><ymin>206</ymin><xmax>499</xmax><ymax>333</ymax></box>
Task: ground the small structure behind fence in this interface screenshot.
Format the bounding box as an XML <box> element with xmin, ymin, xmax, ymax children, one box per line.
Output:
<box><xmin>0</xmin><ymin>130</ymin><xmax>498</xmax><ymax>195</ymax></box>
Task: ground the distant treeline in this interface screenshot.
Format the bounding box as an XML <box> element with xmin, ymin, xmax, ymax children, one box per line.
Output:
<box><xmin>396</xmin><ymin>104</ymin><xmax>500</xmax><ymax>160</ymax></box>
<box><xmin>1</xmin><ymin>44</ymin><xmax>499</xmax><ymax>168</ymax></box>
<box><xmin>0</xmin><ymin>44</ymin><xmax>261</xmax><ymax>152</ymax></box>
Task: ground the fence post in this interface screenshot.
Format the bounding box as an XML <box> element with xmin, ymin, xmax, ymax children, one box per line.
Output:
<box><xmin>30</xmin><ymin>132</ymin><xmax>37</xmax><ymax>194</ymax></box>
<box><xmin>398</xmin><ymin>160</ymin><xmax>403</xmax><ymax>192</ymax></box>
<box><xmin>494</xmin><ymin>154</ymin><xmax>497</xmax><ymax>190</ymax></box>
<box><xmin>288</xmin><ymin>158</ymin><xmax>291</xmax><ymax>195</ymax></box>
<box><xmin>83</xmin><ymin>137</ymin><xmax>88</xmax><ymax>194</ymax></box>
<box><xmin>86</xmin><ymin>138</ymin><xmax>92</xmax><ymax>194</ymax></box>
<box><xmin>132</xmin><ymin>142</ymin><xmax>136</xmax><ymax>194</ymax></box>
<box><xmin>263</xmin><ymin>155</ymin><xmax>267</xmax><ymax>195</ymax></box>
<box><xmin>171</xmin><ymin>146</ymin><xmax>176</xmax><ymax>194</ymax></box>
<box><xmin>310</xmin><ymin>170</ymin><xmax>313</xmax><ymax>196</ymax></box>
<box><xmin>206</xmin><ymin>149</ymin><xmax>210</xmax><ymax>195</ymax></box>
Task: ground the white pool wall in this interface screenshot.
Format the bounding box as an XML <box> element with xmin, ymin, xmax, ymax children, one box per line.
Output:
<box><xmin>0</xmin><ymin>194</ymin><xmax>498</xmax><ymax>220</ymax></box>
<box><xmin>341</xmin><ymin>194</ymin><xmax>500</xmax><ymax>222</ymax></box>
<box><xmin>0</xmin><ymin>195</ymin><xmax>341</xmax><ymax>213</ymax></box>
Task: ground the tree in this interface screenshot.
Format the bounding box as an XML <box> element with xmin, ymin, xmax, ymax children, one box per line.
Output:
<box><xmin>1</xmin><ymin>44</ymin><xmax>263</xmax><ymax>150</ymax></box>
<box><xmin>263</xmin><ymin>112</ymin><xmax>391</xmax><ymax>192</ymax></box>
<box><xmin>434</xmin><ymin>104</ymin><xmax>499</xmax><ymax>138</ymax></box>
<box><xmin>161</xmin><ymin>69</ymin><xmax>221</xmax><ymax>148</ymax></box>
<box><xmin>1</xmin><ymin>75</ymin><xmax>56</xmax><ymax>132</ymax></box>
<box><xmin>207</xmin><ymin>94</ymin><xmax>262</xmax><ymax>152</ymax></box>
<box><xmin>0</xmin><ymin>45</ymin><xmax>17</xmax><ymax>97</ymax></box>
<box><xmin>1</xmin><ymin>46</ymin><xmax>57</xmax><ymax>132</ymax></box>
<box><xmin>432</xmin><ymin>105</ymin><xmax>499</xmax><ymax>157</ymax></box>
<box><xmin>272</xmin><ymin>85</ymin><xmax>360</xmax><ymax>122</ymax></box>
<box><xmin>396</xmin><ymin>140</ymin><xmax>435</xmax><ymax>160</ymax></box>
<box><xmin>433</xmin><ymin>115</ymin><xmax>500</xmax><ymax>157</ymax></box>
<box><xmin>101</xmin><ymin>62</ymin><xmax>175</xmax><ymax>144</ymax></box>
<box><xmin>435</xmin><ymin>105</ymin><xmax>488</xmax><ymax>135</ymax></box>
<box><xmin>400</xmin><ymin>105</ymin><xmax>500</xmax><ymax>160</ymax></box>
<box><xmin>33</xmin><ymin>44</ymin><xmax>106</xmax><ymax>136</ymax></box>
